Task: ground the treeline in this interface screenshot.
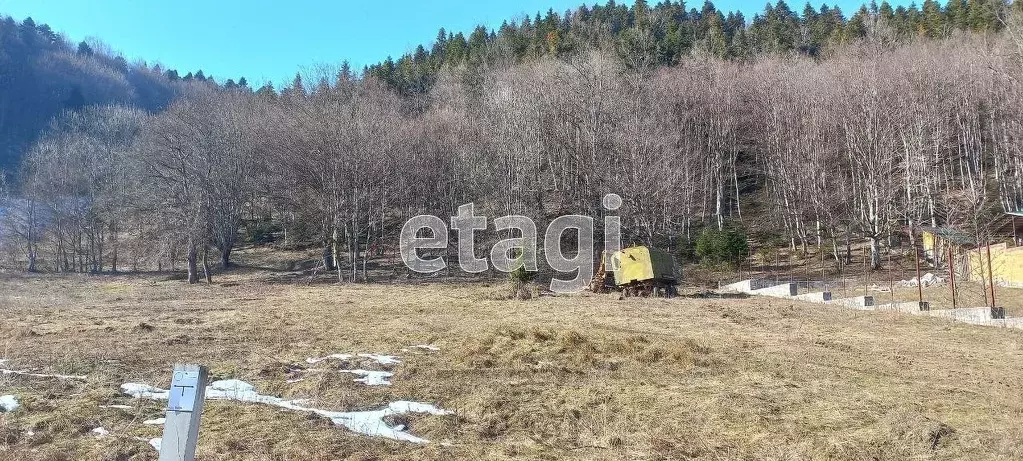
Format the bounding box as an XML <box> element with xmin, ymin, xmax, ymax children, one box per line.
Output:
<box><xmin>0</xmin><ymin>15</ymin><xmax>258</xmax><ymax>170</ymax></box>
<box><xmin>365</xmin><ymin>0</ymin><xmax>1019</xmax><ymax>94</ymax></box>
<box><xmin>1</xmin><ymin>5</ymin><xmax>1023</xmax><ymax>282</ymax></box>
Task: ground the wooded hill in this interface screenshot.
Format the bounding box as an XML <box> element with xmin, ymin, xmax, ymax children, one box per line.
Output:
<box><xmin>0</xmin><ymin>15</ymin><xmax>253</xmax><ymax>170</ymax></box>
<box><xmin>364</xmin><ymin>0</ymin><xmax>1018</xmax><ymax>94</ymax></box>
<box><xmin>1</xmin><ymin>1</ymin><xmax>1022</xmax><ymax>283</ymax></box>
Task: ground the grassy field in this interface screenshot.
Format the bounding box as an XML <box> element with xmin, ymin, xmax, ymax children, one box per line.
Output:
<box><xmin>2</xmin><ymin>267</ymin><xmax>1023</xmax><ymax>460</ymax></box>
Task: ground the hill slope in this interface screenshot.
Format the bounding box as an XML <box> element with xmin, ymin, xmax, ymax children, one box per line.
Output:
<box><xmin>0</xmin><ymin>16</ymin><xmax>190</xmax><ymax>171</ymax></box>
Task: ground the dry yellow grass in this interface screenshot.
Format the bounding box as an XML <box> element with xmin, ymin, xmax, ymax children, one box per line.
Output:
<box><xmin>1</xmin><ymin>267</ymin><xmax>1023</xmax><ymax>460</ymax></box>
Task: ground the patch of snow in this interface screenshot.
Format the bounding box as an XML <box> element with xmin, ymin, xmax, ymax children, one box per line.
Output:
<box><xmin>899</xmin><ymin>273</ymin><xmax>945</xmax><ymax>287</ymax></box>
<box><xmin>149</xmin><ymin>437</ymin><xmax>162</xmax><ymax>451</ymax></box>
<box><xmin>91</xmin><ymin>427</ymin><xmax>110</xmax><ymax>437</ymax></box>
<box><xmin>306</xmin><ymin>353</ymin><xmax>400</xmax><ymax>366</ymax></box>
<box><xmin>121</xmin><ymin>383</ymin><xmax>169</xmax><ymax>400</ymax></box>
<box><xmin>0</xmin><ymin>394</ymin><xmax>18</xmax><ymax>412</ymax></box>
<box><xmin>143</xmin><ymin>418</ymin><xmax>165</xmax><ymax>425</ymax></box>
<box><xmin>318</xmin><ymin>401</ymin><xmax>453</xmax><ymax>443</ymax></box>
<box><xmin>358</xmin><ymin>353</ymin><xmax>401</xmax><ymax>366</ymax></box>
<box><xmin>305</xmin><ymin>353</ymin><xmax>353</xmax><ymax>364</ymax></box>
<box><xmin>340</xmin><ymin>369</ymin><xmax>393</xmax><ymax>386</ymax></box>
<box><xmin>412</xmin><ymin>344</ymin><xmax>440</xmax><ymax>351</ymax></box>
<box><xmin>0</xmin><ymin>365</ymin><xmax>87</xmax><ymax>381</ymax></box>
<box><xmin>100</xmin><ymin>404</ymin><xmax>134</xmax><ymax>410</ymax></box>
<box><xmin>286</xmin><ymin>378</ymin><xmax>305</xmax><ymax>384</ymax></box>
<box><xmin>122</xmin><ymin>379</ymin><xmax>451</xmax><ymax>443</ymax></box>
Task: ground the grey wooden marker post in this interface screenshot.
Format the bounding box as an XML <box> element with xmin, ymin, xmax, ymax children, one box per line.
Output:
<box><xmin>159</xmin><ymin>364</ymin><xmax>208</xmax><ymax>461</ymax></box>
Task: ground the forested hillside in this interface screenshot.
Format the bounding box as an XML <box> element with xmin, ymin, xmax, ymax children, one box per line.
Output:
<box><xmin>1</xmin><ymin>0</ymin><xmax>1022</xmax><ymax>283</ymax></box>
<box><xmin>0</xmin><ymin>15</ymin><xmax>247</xmax><ymax>170</ymax></box>
<box><xmin>366</xmin><ymin>0</ymin><xmax>1016</xmax><ymax>94</ymax></box>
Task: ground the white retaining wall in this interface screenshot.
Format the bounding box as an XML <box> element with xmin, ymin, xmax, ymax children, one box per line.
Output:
<box><xmin>751</xmin><ymin>283</ymin><xmax>797</xmax><ymax>298</ymax></box>
<box><xmin>875</xmin><ymin>301</ymin><xmax>930</xmax><ymax>313</ymax></box>
<box><xmin>826</xmin><ymin>296</ymin><xmax>875</xmax><ymax>309</ymax></box>
<box><xmin>793</xmin><ymin>291</ymin><xmax>832</xmax><ymax>302</ymax></box>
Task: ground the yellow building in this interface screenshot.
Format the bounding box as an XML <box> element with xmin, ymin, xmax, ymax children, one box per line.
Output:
<box><xmin>921</xmin><ymin>212</ymin><xmax>1023</xmax><ymax>288</ymax></box>
<box><xmin>966</xmin><ymin>242</ymin><xmax>1023</xmax><ymax>288</ymax></box>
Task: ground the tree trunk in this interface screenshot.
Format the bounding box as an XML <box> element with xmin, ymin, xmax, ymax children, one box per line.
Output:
<box><xmin>869</xmin><ymin>236</ymin><xmax>882</xmax><ymax>271</ymax></box>
<box><xmin>186</xmin><ymin>242</ymin><xmax>199</xmax><ymax>284</ymax></box>
<box><xmin>202</xmin><ymin>246</ymin><xmax>213</xmax><ymax>284</ymax></box>
<box><xmin>322</xmin><ymin>240</ymin><xmax>333</xmax><ymax>271</ymax></box>
<box><xmin>221</xmin><ymin>247</ymin><xmax>231</xmax><ymax>270</ymax></box>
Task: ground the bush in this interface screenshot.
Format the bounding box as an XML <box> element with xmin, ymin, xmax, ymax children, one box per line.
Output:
<box><xmin>675</xmin><ymin>238</ymin><xmax>697</xmax><ymax>263</ymax></box>
<box><xmin>695</xmin><ymin>227</ymin><xmax>749</xmax><ymax>268</ymax></box>
<box><xmin>509</xmin><ymin>248</ymin><xmax>537</xmax><ymax>283</ymax></box>
<box><xmin>509</xmin><ymin>248</ymin><xmax>537</xmax><ymax>300</ymax></box>
<box><xmin>243</xmin><ymin>219</ymin><xmax>281</xmax><ymax>244</ymax></box>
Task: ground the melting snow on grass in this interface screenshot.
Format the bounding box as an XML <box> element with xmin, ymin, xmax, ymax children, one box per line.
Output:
<box><xmin>0</xmin><ymin>359</ymin><xmax>87</xmax><ymax>381</ymax></box>
<box><xmin>121</xmin><ymin>379</ymin><xmax>451</xmax><ymax>443</ymax></box>
<box><xmin>305</xmin><ymin>353</ymin><xmax>353</xmax><ymax>364</ymax></box>
<box><xmin>91</xmin><ymin>427</ymin><xmax>110</xmax><ymax>437</ymax></box>
<box><xmin>340</xmin><ymin>369</ymin><xmax>393</xmax><ymax>386</ymax></box>
<box><xmin>306</xmin><ymin>352</ymin><xmax>401</xmax><ymax>366</ymax></box>
<box><xmin>143</xmin><ymin>418</ymin><xmax>165</xmax><ymax>425</ymax></box>
<box><xmin>299</xmin><ymin>352</ymin><xmax>401</xmax><ymax>386</ymax></box>
<box><xmin>358</xmin><ymin>353</ymin><xmax>400</xmax><ymax>365</ymax></box>
<box><xmin>0</xmin><ymin>395</ymin><xmax>18</xmax><ymax>412</ymax></box>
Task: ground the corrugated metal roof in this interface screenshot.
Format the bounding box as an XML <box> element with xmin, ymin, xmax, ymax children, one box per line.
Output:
<box><xmin>918</xmin><ymin>226</ymin><xmax>977</xmax><ymax>245</ymax></box>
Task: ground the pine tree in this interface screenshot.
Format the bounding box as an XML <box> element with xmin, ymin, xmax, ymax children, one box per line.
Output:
<box><xmin>705</xmin><ymin>11</ymin><xmax>729</xmax><ymax>57</ymax></box>
<box><xmin>63</xmin><ymin>85</ymin><xmax>85</xmax><ymax>111</ymax></box>
<box><xmin>921</xmin><ymin>0</ymin><xmax>944</xmax><ymax>37</ymax></box>
<box><xmin>966</xmin><ymin>0</ymin><xmax>997</xmax><ymax>32</ymax></box>
<box><xmin>945</xmin><ymin>0</ymin><xmax>969</xmax><ymax>30</ymax></box>
<box><xmin>77</xmin><ymin>41</ymin><xmax>93</xmax><ymax>56</ymax></box>
<box><xmin>633</xmin><ymin>0</ymin><xmax>651</xmax><ymax>29</ymax></box>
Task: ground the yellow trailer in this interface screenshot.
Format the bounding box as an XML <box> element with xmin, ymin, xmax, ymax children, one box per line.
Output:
<box><xmin>591</xmin><ymin>246</ymin><xmax>679</xmax><ymax>297</ymax></box>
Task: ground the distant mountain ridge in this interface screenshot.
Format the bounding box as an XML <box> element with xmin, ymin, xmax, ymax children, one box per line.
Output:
<box><xmin>0</xmin><ymin>14</ymin><xmax>233</xmax><ymax>172</ymax></box>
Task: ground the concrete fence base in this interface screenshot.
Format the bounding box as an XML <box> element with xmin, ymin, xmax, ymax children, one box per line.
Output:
<box><xmin>751</xmin><ymin>283</ymin><xmax>798</xmax><ymax>298</ymax></box>
<box><xmin>876</xmin><ymin>301</ymin><xmax>930</xmax><ymax>313</ymax></box>
<box><xmin>793</xmin><ymin>291</ymin><xmax>832</xmax><ymax>303</ymax></box>
<box><xmin>826</xmin><ymin>296</ymin><xmax>875</xmax><ymax>309</ymax></box>
<box><xmin>922</xmin><ymin>307</ymin><xmax>995</xmax><ymax>323</ymax></box>
<box><xmin>717</xmin><ymin>279</ymin><xmax>1022</xmax><ymax>331</ymax></box>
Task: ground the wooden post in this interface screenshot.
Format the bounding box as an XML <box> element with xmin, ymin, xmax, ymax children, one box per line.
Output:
<box><xmin>803</xmin><ymin>251</ymin><xmax>809</xmax><ymax>294</ymax></box>
<box><xmin>914</xmin><ymin>240</ymin><xmax>923</xmax><ymax>308</ymax></box>
<box><xmin>820</xmin><ymin>246</ymin><xmax>826</xmax><ymax>287</ymax></box>
<box><xmin>977</xmin><ymin>245</ymin><xmax>989</xmax><ymax>307</ymax></box>
<box><xmin>160</xmin><ymin>364</ymin><xmax>208</xmax><ymax>461</ymax></box>
<box><xmin>887</xmin><ymin>248</ymin><xmax>894</xmax><ymax>306</ymax></box>
<box><xmin>862</xmin><ymin>247</ymin><xmax>869</xmax><ymax>297</ymax></box>
<box><xmin>947</xmin><ymin>244</ymin><xmax>957</xmax><ymax>309</ymax></box>
<box><xmin>985</xmin><ymin>242</ymin><xmax>996</xmax><ymax>309</ymax></box>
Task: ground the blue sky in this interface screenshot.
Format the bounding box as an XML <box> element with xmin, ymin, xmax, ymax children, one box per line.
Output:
<box><xmin>1</xmin><ymin>0</ymin><xmax>890</xmax><ymax>87</ymax></box>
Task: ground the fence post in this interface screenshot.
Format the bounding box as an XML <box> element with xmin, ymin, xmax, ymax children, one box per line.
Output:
<box><xmin>159</xmin><ymin>364</ymin><xmax>208</xmax><ymax>461</ymax></box>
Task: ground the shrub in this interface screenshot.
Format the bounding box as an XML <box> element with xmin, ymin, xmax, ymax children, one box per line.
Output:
<box><xmin>243</xmin><ymin>219</ymin><xmax>281</xmax><ymax>244</ymax></box>
<box><xmin>509</xmin><ymin>248</ymin><xmax>537</xmax><ymax>300</ymax></box>
<box><xmin>695</xmin><ymin>226</ymin><xmax>749</xmax><ymax>267</ymax></box>
<box><xmin>509</xmin><ymin>248</ymin><xmax>537</xmax><ymax>283</ymax></box>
